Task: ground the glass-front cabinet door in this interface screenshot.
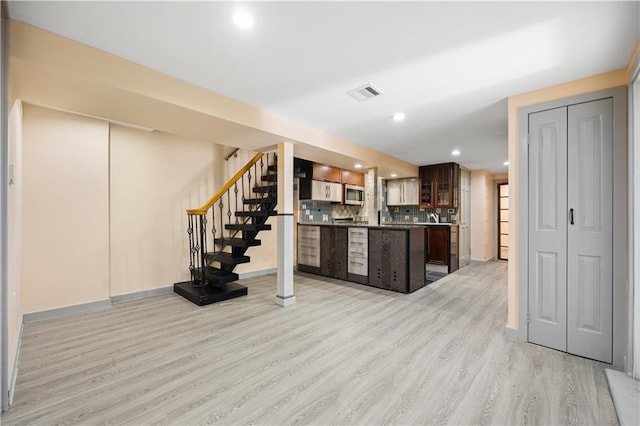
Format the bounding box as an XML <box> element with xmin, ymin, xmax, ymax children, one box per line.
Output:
<box><xmin>435</xmin><ymin>165</ymin><xmax>451</xmax><ymax>207</ymax></box>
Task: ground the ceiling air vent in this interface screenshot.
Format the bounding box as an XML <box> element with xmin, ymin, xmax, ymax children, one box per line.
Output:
<box><xmin>346</xmin><ymin>83</ymin><xmax>384</xmax><ymax>102</ymax></box>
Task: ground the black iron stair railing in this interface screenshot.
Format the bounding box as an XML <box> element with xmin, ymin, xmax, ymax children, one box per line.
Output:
<box><xmin>184</xmin><ymin>151</ymin><xmax>278</xmax><ymax>289</ymax></box>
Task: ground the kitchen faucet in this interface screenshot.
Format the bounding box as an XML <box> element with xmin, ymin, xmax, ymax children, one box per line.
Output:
<box><xmin>429</xmin><ymin>213</ymin><xmax>439</xmax><ymax>223</ymax></box>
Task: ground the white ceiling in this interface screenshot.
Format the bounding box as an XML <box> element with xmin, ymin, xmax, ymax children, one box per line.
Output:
<box><xmin>8</xmin><ymin>1</ymin><xmax>639</xmax><ymax>173</ymax></box>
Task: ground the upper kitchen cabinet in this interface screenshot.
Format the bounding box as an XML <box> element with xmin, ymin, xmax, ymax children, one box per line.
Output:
<box><xmin>419</xmin><ymin>163</ymin><xmax>460</xmax><ymax>209</ymax></box>
<box><xmin>386</xmin><ymin>178</ymin><xmax>419</xmax><ymax>206</ymax></box>
<box><xmin>312</xmin><ymin>163</ymin><xmax>341</xmax><ymax>183</ymax></box>
<box><xmin>311</xmin><ymin>180</ymin><xmax>343</xmax><ymax>202</ymax></box>
<box><xmin>341</xmin><ymin>169</ymin><xmax>365</xmax><ymax>186</ymax></box>
<box><xmin>295</xmin><ymin>158</ymin><xmax>364</xmax><ymax>203</ymax></box>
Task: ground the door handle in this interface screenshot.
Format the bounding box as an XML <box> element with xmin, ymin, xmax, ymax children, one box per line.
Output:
<box><xmin>569</xmin><ymin>208</ymin><xmax>574</xmax><ymax>225</ymax></box>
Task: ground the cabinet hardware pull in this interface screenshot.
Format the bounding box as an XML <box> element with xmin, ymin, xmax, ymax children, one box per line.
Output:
<box><xmin>569</xmin><ymin>208</ymin><xmax>574</xmax><ymax>225</ymax></box>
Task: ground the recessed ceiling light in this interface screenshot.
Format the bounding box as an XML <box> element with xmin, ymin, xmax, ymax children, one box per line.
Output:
<box><xmin>390</xmin><ymin>173</ymin><xmax>397</xmax><ymax>178</ymax></box>
<box><xmin>503</xmin><ymin>161</ymin><xmax>510</xmax><ymax>166</ymax></box>
<box><xmin>354</xmin><ymin>163</ymin><xmax>363</xmax><ymax>169</ymax></box>
<box><xmin>392</xmin><ymin>112</ymin><xmax>405</xmax><ymax>122</ymax></box>
<box><xmin>233</xmin><ymin>9</ymin><xmax>254</xmax><ymax>28</ymax></box>
<box><xmin>451</xmin><ymin>149</ymin><xmax>461</xmax><ymax>156</ymax></box>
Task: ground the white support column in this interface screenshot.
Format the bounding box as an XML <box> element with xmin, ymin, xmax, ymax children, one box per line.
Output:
<box><xmin>275</xmin><ymin>141</ymin><xmax>295</xmax><ymax>307</ymax></box>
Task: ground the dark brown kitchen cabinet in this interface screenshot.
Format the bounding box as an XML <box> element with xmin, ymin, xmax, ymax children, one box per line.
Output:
<box><xmin>419</xmin><ymin>163</ymin><xmax>460</xmax><ymax>209</ymax></box>
<box><xmin>368</xmin><ymin>227</ymin><xmax>425</xmax><ymax>293</ymax></box>
<box><xmin>321</xmin><ymin>226</ymin><xmax>348</xmax><ymax>280</ymax></box>
<box><xmin>425</xmin><ymin>225</ymin><xmax>459</xmax><ymax>273</ymax></box>
<box><xmin>295</xmin><ymin>158</ymin><xmax>314</xmax><ymax>200</ymax></box>
<box><xmin>426</xmin><ymin>226</ymin><xmax>448</xmax><ymax>265</ymax></box>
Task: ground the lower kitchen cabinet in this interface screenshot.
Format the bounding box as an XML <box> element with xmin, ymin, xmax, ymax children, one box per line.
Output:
<box><xmin>320</xmin><ymin>226</ymin><xmax>348</xmax><ymax>280</ymax></box>
<box><xmin>369</xmin><ymin>227</ymin><xmax>425</xmax><ymax>293</ymax></box>
<box><xmin>425</xmin><ymin>225</ymin><xmax>459</xmax><ymax>273</ymax></box>
<box><xmin>297</xmin><ymin>224</ymin><xmax>425</xmax><ymax>293</ymax></box>
<box><xmin>297</xmin><ymin>224</ymin><xmax>321</xmax><ymax>274</ymax></box>
<box><xmin>347</xmin><ymin>227</ymin><xmax>368</xmax><ymax>284</ymax></box>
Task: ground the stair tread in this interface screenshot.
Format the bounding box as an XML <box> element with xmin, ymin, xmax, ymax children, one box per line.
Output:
<box><xmin>205</xmin><ymin>252</ymin><xmax>250</xmax><ymax>265</ymax></box>
<box><xmin>243</xmin><ymin>197</ymin><xmax>276</xmax><ymax>204</ymax></box>
<box><xmin>261</xmin><ymin>175</ymin><xmax>277</xmax><ymax>182</ymax></box>
<box><xmin>225</xmin><ymin>223</ymin><xmax>272</xmax><ymax>231</ymax></box>
<box><xmin>192</xmin><ymin>266</ymin><xmax>239</xmax><ymax>285</ymax></box>
<box><xmin>214</xmin><ymin>238</ymin><xmax>261</xmax><ymax>248</ymax></box>
<box><xmin>235</xmin><ymin>210</ymin><xmax>277</xmax><ymax>217</ymax></box>
<box><xmin>252</xmin><ymin>185</ymin><xmax>277</xmax><ymax>193</ymax></box>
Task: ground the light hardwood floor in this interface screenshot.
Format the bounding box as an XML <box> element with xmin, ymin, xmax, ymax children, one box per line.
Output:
<box><xmin>1</xmin><ymin>261</ymin><xmax>618</xmax><ymax>425</ymax></box>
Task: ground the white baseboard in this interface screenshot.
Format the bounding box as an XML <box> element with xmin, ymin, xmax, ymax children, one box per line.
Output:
<box><xmin>111</xmin><ymin>286</ymin><xmax>173</xmax><ymax>304</ymax></box>
<box><xmin>238</xmin><ymin>267</ymin><xmax>277</xmax><ymax>279</ymax></box>
<box><xmin>504</xmin><ymin>325</ymin><xmax>520</xmax><ymax>340</ymax></box>
<box><xmin>23</xmin><ymin>299</ymin><xmax>112</xmax><ymax>324</ymax></box>
<box><xmin>9</xmin><ymin>318</ymin><xmax>23</xmax><ymax>405</ymax></box>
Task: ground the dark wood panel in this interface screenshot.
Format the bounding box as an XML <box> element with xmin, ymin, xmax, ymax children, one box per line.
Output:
<box><xmin>408</xmin><ymin>227</ymin><xmax>426</xmax><ymax>292</ymax></box>
<box><xmin>368</xmin><ymin>229</ymin><xmax>384</xmax><ymax>289</ymax></box>
<box><xmin>426</xmin><ymin>226</ymin><xmax>449</xmax><ymax>265</ymax></box>
<box><xmin>449</xmin><ymin>225</ymin><xmax>459</xmax><ymax>273</ymax></box>
<box><xmin>335</xmin><ymin>227</ymin><xmax>348</xmax><ymax>280</ymax></box>
<box><xmin>297</xmin><ymin>264</ymin><xmax>321</xmax><ymax>275</ymax></box>
<box><xmin>295</xmin><ymin>158</ymin><xmax>314</xmax><ymax>200</ymax></box>
<box><xmin>320</xmin><ymin>226</ymin><xmax>335</xmax><ymax>277</ymax></box>
<box><xmin>347</xmin><ymin>273</ymin><xmax>368</xmax><ymax>285</ymax></box>
<box><xmin>387</xmin><ymin>230</ymin><xmax>407</xmax><ymax>292</ymax></box>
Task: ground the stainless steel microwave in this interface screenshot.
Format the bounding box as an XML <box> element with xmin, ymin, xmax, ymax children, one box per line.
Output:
<box><xmin>344</xmin><ymin>184</ymin><xmax>365</xmax><ymax>205</ymax></box>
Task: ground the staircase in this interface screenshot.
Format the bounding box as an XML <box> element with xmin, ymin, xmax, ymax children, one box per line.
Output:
<box><xmin>174</xmin><ymin>152</ymin><xmax>279</xmax><ymax>306</ymax></box>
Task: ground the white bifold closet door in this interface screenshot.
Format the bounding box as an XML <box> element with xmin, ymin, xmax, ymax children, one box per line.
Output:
<box><xmin>528</xmin><ymin>98</ymin><xmax>613</xmax><ymax>363</ymax></box>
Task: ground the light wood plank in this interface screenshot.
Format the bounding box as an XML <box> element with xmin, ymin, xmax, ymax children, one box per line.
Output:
<box><xmin>1</xmin><ymin>262</ymin><xmax>618</xmax><ymax>425</ymax></box>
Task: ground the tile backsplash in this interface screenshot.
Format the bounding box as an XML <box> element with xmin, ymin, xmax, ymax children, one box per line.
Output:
<box><xmin>299</xmin><ymin>201</ymin><xmax>363</xmax><ymax>223</ymax></box>
<box><xmin>380</xmin><ymin>180</ymin><xmax>458</xmax><ymax>224</ymax></box>
<box><xmin>298</xmin><ymin>179</ymin><xmax>457</xmax><ymax>224</ymax></box>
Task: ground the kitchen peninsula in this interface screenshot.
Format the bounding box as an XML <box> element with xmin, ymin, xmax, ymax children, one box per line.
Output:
<box><xmin>297</xmin><ymin>223</ymin><xmax>426</xmax><ymax>293</ymax></box>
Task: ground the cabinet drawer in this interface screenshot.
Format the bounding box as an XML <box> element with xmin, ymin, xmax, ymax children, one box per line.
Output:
<box><xmin>348</xmin><ymin>259</ymin><xmax>368</xmax><ymax>276</ymax></box>
<box><xmin>298</xmin><ymin>225</ymin><xmax>320</xmax><ymax>237</ymax></box>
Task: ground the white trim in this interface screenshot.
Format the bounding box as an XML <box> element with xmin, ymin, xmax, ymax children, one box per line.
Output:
<box><xmin>631</xmin><ymin>71</ymin><xmax>640</xmax><ymax>379</ymax></box>
<box><xmin>8</xmin><ymin>318</ymin><xmax>21</xmax><ymax>405</ymax></box>
<box><xmin>110</xmin><ymin>286</ymin><xmax>173</xmax><ymax>304</ymax></box>
<box><xmin>23</xmin><ymin>299</ymin><xmax>111</xmax><ymax>324</ymax></box>
<box><xmin>503</xmin><ymin>325</ymin><xmax>519</xmax><ymax>341</ymax></box>
<box><xmin>238</xmin><ymin>267</ymin><xmax>277</xmax><ymax>280</ymax></box>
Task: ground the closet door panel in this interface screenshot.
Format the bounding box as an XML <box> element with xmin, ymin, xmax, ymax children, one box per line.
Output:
<box><xmin>567</xmin><ymin>98</ymin><xmax>613</xmax><ymax>363</ymax></box>
<box><xmin>527</xmin><ymin>106</ymin><xmax>568</xmax><ymax>352</ymax></box>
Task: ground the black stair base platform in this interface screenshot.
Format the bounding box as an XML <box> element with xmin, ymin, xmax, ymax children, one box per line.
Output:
<box><xmin>174</xmin><ymin>281</ymin><xmax>248</xmax><ymax>306</ymax></box>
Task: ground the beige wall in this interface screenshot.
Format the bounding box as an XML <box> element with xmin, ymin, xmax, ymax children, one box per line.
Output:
<box><xmin>470</xmin><ymin>169</ymin><xmax>494</xmax><ymax>261</ymax></box>
<box><xmin>7</xmin><ymin>101</ymin><xmax>23</xmax><ymax>388</ymax></box>
<box><xmin>18</xmin><ymin>107</ymin><xmax>279</xmax><ymax>305</ymax></box>
<box><xmin>21</xmin><ymin>104</ymin><xmax>110</xmax><ymax>313</ymax></box>
<box><xmin>109</xmin><ymin>126</ymin><xmax>227</xmax><ymax>296</ymax></box>
<box><xmin>506</xmin><ymin>68</ymin><xmax>628</xmax><ymax>329</ymax></box>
